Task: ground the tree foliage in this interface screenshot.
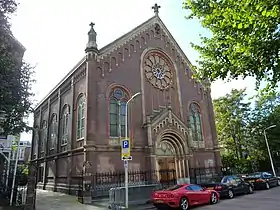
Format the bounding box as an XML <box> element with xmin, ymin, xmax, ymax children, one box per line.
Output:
<box><xmin>213</xmin><ymin>89</ymin><xmax>251</xmax><ymax>164</ymax></box>
<box><xmin>184</xmin><ymin>0</ymin><xmax>280</xmax><ymax>86</ymax></box>
<box><xmin>0</xmin><ymin>0</ymin><xmax>34</xmax><ymax>134</ymax></box>
<box><xmin>214</xmin><ymin>86</ymin><xmax>280</xmax><ymax>172</ymax></box>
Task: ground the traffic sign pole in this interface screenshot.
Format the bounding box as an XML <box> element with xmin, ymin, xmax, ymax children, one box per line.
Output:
<box><xmin>125</xmin><ymin>102</ymin><xmax>129</xmax><ymax>209</ymax></box>
<box><xmin>123</xmin><ymin>92</ymin><xmax>141</xmax><ymax>209</ymax></box>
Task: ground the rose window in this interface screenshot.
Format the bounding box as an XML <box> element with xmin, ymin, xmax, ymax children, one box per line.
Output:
<box><xmin>143</xmin><ymin>51</ymin><xmax>173</xmax><ymax>90</ymax></box>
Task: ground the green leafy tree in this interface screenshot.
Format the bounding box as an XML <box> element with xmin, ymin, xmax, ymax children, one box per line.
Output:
<box><xmin>0</xmin><ymin>0</ymin><xmax>34</xmax><ymax>134</ymax></box>
<box><xmin>184</xmin><ymin>0</ymin><xmax>280</xmax><ymax>86</ymax></box>
<box><xmin>213</xmin><ymin>89</ymin><xmax>252</xmax><ymax>170</ymax></box>
<box><xmin>249</xmin><ymin>87</ymin><xmax>280</xmax><ymax>170</ymax></box>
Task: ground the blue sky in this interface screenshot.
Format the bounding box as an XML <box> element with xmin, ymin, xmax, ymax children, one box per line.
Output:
<box><xmin>10</xmin><ymin>0</ymin><xmax>256</xmax><ymax>140</ymax></box>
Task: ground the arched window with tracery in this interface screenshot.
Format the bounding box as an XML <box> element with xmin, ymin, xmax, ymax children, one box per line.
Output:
<box><xmin>189</xmin><ymin>103</ymin><xmax>203</xmax><ymax>143</ymax></box>
<box><xmin>61</xmin><ymin>105</ymin><xmax>70</xmax><ymax>145</ymax></box>
<box><xmin>109</xmin><ymin>87</ymin><xmax>129</xmax><ymax>138</ymax></box>
<box><xmin>49</xmin><ymin>114</ymin><xmax>57</xmax><ymax>149</ymax></box>
<box><xmin>77</xmin><ymin>95</ymin><xmax>86</xmax><ymax>139</ymax></box>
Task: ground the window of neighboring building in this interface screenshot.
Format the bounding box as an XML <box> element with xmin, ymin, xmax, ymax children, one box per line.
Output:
<box><xmin>109</xmin><ymin>87</ymin><xmax>129</xmax><ymax>138</ymax></box>
<box><xmin>77</xmin><ymin>95</ymin><xmax>85</xmax><ymax>139</ymax></box>
<box><xmin>61</xmin><ymin>105</ymin><xmax>70</xmax><ymax>145</ymax></box>
<box><xmin>50</xmin><ymin>114</ymin><xmax>57</xmax><ymax>149</ymax></box>
<box><xmin>189</xmin><ymin>103</ymin><xmax>203</xmax><ymax>142</ymax></box>
<box><xmin>19</xmin><ymin>148</ymin><xmax>24</xmax><ymax>159</ymax></box>
<box><xmin>40</xmin><ymin>120</ymin><xmax>47</xmax><ymax>153</ymax></box>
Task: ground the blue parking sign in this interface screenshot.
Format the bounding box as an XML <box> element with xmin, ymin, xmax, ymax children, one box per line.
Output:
<box><xmin>121</xmin><ymin>139</ymin><xmax>131</xmax><ymax>160</ymax></box>
<box><xmin>122</xmin><ymin>139</ymin><xmax>129</xmax><ymax>149</ymax></box>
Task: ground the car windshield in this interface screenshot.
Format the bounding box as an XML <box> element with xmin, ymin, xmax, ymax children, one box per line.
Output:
<box><xmin>221</xmin><ymin>176</ymin><xmax>231</xmax><ymax>184</ymax></box>
<box><xmin>165</xmin><ymin>185</ymin><xmax>183</xmax><ymax>191</ymax></box>
<box><xmin>247</xmin><ymin>172</ymin><xmax>262</xmax><ymax>178</ymax></box>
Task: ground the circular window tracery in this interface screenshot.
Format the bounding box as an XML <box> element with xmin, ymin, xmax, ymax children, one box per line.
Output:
<box><xmin>143</xmin><ymin>51</ymin><xmax>173</xmax><ymax>90</ymax></box>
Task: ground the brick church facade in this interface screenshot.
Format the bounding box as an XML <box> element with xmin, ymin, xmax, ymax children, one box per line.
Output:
<box><xmin>30</xmin><ymin>4</ymin><xmax>221</xmax><ymax>194</ymax></box>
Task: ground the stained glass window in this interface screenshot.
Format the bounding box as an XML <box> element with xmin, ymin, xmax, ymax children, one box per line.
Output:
<box><xmin>109</xmin><ymin>87</ymin><xmax>129</xmax><ymax>137</ymax></box>
<box><xmin>77</xmin><ymin>95</ymin><xmax>85</xmax><ymax>139</ymax></box>
<box><xmin>61</xmin><ymin>106</ymin><xmax>70</xmax><ymax>145</ymax></box>
<box><xmin>189</xmin><ymin>103</ymin><xmax>203</xmax><ymax>142</ymax></box>
<box><xmin>50</xmin><ymin>114</ymin><xmax>57</xmax><ymax>149</ymax></box>
<box><xmin>40</xmin><ymin>120</ymin><xmax>47</xmax><ymax>152</ymax></box>
<box><xmin>109</xmin><ymin>99</ymin><xmax>118</xmax><ymax>137</ymax></box>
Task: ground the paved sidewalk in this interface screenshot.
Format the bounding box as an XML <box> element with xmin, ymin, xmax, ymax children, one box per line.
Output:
<box><xmin>36</xmin><ymin>190</ymin><xmax>107</xmax><ymax>210</ymax></box>
<box><xmin>36</xmin><ymin>190</ymin><xmax>155</xmax><ymax>210</ymax></box>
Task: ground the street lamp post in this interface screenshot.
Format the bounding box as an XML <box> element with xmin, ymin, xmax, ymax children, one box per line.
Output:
<box><xmin>124</xmin><ymin>92</ymin><xmax>141</xmax><ymax>209</ymax></box>
<box><xmin>264</xmin><ymin>125</ymin><xmax>277</xmax><ymax>177</ymax></box>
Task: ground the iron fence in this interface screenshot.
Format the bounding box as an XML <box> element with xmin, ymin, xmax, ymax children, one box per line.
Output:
<box><xmin>0</xmin><ymin>174</ymin><xmax>28</xmax><ymax>207</ymax></box>
<box><xmin>76</xmin><ymin>165</ymin><xmax>280</xmax><ymax>201</ymax></box>
<box><xmin>189</xmin><ymin>167</ymin><xmax>222</xmax><ymax>184</ymax></box>
<box><xmin>91</xmin><ymin>169</ymin><xmax>177</xmax><ymax>198</ymax></box>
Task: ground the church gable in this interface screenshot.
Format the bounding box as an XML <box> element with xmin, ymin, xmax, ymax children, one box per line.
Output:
<box><xmin>93</xmin><ymin>7</ymin><xmax>197</xmax><ymax>84</ymax></box>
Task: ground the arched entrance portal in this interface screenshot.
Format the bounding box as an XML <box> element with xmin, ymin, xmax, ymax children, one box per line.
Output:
<box><xmin>155</xmin><ymin>131</ymin><xmax>189</xmax><ymax>182</ymax></box>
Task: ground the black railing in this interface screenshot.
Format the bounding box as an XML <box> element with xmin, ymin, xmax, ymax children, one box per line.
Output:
<box><xmin>0</xmin><ymin>174</ymin><xmax>28</xmax><ymax>206</ymax></box>
<box><xmin>90</xmin><ymin>169</ymin><xmax>177</xmax><ymax>198</ymax></box>
<box><xmin>76</xmin><ymin>165</ymin><xmax>280</xmax><ymax>200</ymax></box>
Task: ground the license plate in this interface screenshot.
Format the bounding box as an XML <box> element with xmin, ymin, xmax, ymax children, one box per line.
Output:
<box><xmin>249</xmin><ymin>180</ymin><xmax>254</xmax><ymax>183</ymax></box>
<box><xmin>155</xmin><ymin>200</ymin><xmax>164</xmax><ymax>203</ymax></box>
<box><xmin>207</xmin><ymin>187</ymin><xmax>214</xmax><ymax>190</ymax></box>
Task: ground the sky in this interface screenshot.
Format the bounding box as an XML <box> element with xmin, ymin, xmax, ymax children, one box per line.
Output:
<box><xmin>10</xmin><ymin>0</ymin><xmax>256</xmax><ymax>141</ymax></box>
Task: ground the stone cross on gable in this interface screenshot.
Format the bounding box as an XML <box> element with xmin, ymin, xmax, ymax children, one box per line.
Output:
<box><xmin>152</xmin><ymin>3</ymin><xmax>161</xmax><ymax>16</ymax></box>
<box><xmin>89</xmin><ymin>22</ymin><xmax>95</xmax><ymax>29</ymax></box>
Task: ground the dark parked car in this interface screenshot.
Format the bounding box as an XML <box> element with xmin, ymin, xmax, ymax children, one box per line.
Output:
<box><xmin>200</xmin><ymin>175</ymin><xmax>253</xmax><ymax>199</ymax></box>
<box><xmin>243</xmin><ymin>172</ymin><xmax>280</xmax><ymax>190</ymax></box>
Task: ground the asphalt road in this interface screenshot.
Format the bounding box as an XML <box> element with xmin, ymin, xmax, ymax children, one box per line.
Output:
<box><xmin>197</xmin><ymin>186</ymin><xmax>280</xmax><ymax>210</ymax></box>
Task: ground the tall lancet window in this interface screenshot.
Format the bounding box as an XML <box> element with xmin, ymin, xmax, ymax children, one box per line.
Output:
<box><xmin>109</xmin><ymin>87</ymin><xmax>129</xmax><ymax>138</ymax></box>
<box><xmin>61</xmin><ymin>105</ymin><xmax>70</xmax><ymax>145</ymax></box>
<box><xmin>189</xmin><ymin>103</ymin><xmax>203</xmax><ymax>142</ymax></box>
<box><xmin>40</xmin><ymin>120</ymin><xmax>47</xmax><ymax>153</ymax></box>
<box><xmin>77</xmin><ymin>95</ymin><xmax>86</xmax><ymax>139</ymax></box>
<box><xmin>50</xmin><ymin>114</ymin><xmax>57</xmax><ymax>149</ymax></box>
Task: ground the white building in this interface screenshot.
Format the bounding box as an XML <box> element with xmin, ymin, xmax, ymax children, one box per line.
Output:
<box><xmin>11</xmin><ymin>140</ymin><xmax>31</xmax><ymax>162</ymax></box>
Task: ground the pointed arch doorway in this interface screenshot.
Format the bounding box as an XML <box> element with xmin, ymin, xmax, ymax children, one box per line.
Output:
<box><xmin>155</xmin><ymin>131</ymin><xmax>189</xmax><ymax>183</ymax></box>
<box><xmin>156</xmin><ymin>141</ymin><xmax>176</xmax><ymax>183</ymax></box>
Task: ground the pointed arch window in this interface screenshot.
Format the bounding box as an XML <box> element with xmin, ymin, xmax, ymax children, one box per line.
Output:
<box><xmin>40</xmin><ymin>120</ymin><xmax>47</xmax><ymax>153</ymax></box>
<box><xmin>33</xmin><ymin>125</ymin><xmax>39</xmax><ymax>159</ymax></box>
<box><xmin>189</xmin><ymin>103</ymin><xmax>203</xmax><ymax>142</ymax></box>
<box><xmin>109</xmin><ymin>87</ymin><xmax>129</xmax><ymax>137</ymax></box>
<box><xmin>77</xmin><ymin>95</ymin><xmax>86</xmax><ymax>139</ymax></box>
<box><xmin>50</xmin><ymin>114</ymin><xmax>57</xmax><ymax>149</ymax></box>
<box><xmin>61</xmin><ymin>105</ymin><xmax>70</xmax><ymax>145</ymax></box>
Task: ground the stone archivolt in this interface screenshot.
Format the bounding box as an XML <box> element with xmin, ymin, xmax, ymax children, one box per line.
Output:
<box><xmin>148</xmin><ymin>107</ymin><xmax>193</xmax><ymax>149</ymax></box>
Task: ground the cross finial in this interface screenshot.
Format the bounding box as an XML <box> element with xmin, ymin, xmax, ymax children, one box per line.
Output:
<box><xmin>152</xmin><ymin>3</ymin><xmax>161</xmax><ymax>16</ymax></box>
<box><xmin>89</xmin><ymin>22</ymin><xmax>95</xmax><ymax>29</ymax></box>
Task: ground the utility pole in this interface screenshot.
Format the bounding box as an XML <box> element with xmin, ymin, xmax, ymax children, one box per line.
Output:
<box><xmin>264</xmin><ymin>125</ymin><xmax>277</xmax><ymax>177</ymax></box>
<box><xmin>10</xmin><ymin>135</ymin><xmax>21</xmax><ymax>206</ymax></box>
<box><xmin>124</xmin><ymin>92</ymin><xmax>140</xmax><ymax>209</ymax></box>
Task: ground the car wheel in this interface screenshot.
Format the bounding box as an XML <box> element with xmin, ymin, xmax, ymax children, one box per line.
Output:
<box><xmin>247</xmin><ymin>185</ymin><xmax>253</xmax><ymax>194</ymax></box>
<box><xmin>228</xmin><ymin>189</ymin><xmax>234</xmax><ymax>199</ymax></box>
<box><xmin>277</xmin><ymin>180</ymin><xmax>280</xmax><ymax>186</ymax></box>
<box><xmin>210</xmin><ymin>193</ymin><xmax>218</xmax><ymax>204</ymax></box>
<box><xmin>265</xmin><ymin>182</ymin><xmax>270</xmax><ymax>190</ymax></box>
<box><xmin>180</xmin><ymin>197</ymin><xmax>189</xmax><ymax>210</ymax></box>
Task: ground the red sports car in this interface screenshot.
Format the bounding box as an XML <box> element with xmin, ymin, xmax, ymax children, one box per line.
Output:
<box><xmin>151</xmin><ymin>184</ymin><xmax>220</xmax><ymax>210</ymax></box>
